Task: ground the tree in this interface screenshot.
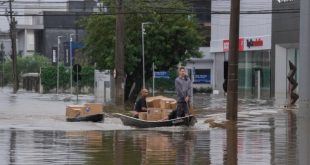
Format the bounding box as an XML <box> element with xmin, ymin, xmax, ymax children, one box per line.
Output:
<box><xmin>83</xmin><ymin>0</ymin><xmax>203</xmax><ymax>102</ymax></box>
<box><xmin>2</xmin><ymin>54</ymin><xmax>50</xmax><ymax>86</ymax></box>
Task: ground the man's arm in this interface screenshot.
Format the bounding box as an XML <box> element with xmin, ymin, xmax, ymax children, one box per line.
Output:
<box><xmin>185</xmin><ymin>79</ymin><xmax>192</xmax><ymax>102</ymax></box>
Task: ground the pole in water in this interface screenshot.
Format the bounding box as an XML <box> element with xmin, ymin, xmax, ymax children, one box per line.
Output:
<box><xmin>76</xmin><ymin>70</ymin><xmax>79</xmax><ymax>103</ymax></box>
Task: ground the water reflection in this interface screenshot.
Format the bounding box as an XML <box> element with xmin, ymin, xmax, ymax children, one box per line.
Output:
<box><xmin>1</xmin><ymin>88</ymin><xmax>309</xmax><ymax>164</ymax></box>
<box><xmin>0</xmin><ymin>112</ymin><xmax>304</xmax><ymax>165</ymax></box>
<box><xmin>224</xmin><ymin>123</ymin><xmax>237</xmax><ymax>165</ymax></box>
<box><xmin>297</xmin><ymin>107</ymin><xmax>310</xmax><ymax>165</ymax></box>
<box><xmin>9</xmin><ymin>129</ymin><xmax>16</xmax><ymax>165</ymax></box>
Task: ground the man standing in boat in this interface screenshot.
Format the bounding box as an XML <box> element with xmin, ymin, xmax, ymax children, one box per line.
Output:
<box><xmin>175</xmin><ymin>66</ymin><xmax>192</xmax><ymax>117</ymax></box>
<box><xmin>134</xmin><ymin>88</ymin><xmax>149</xmax><ymax>118</ymax></box>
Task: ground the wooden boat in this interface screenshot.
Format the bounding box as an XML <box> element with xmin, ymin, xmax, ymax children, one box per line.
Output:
<box><xmin>66</xmin><ymin>103</ymin><xmax>104</xmax><ymax>122</ymax></box>
<box><xmin>66</xmin><ymin>113</ymin><xmax>104</xmax><ymax>122</ymax></box>
<box><xmin>115</xmin><ymin>113</ymin><xmax>197</xmax><ymax>128</ymax></box>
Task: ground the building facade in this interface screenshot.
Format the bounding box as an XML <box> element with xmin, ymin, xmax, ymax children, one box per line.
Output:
<box><xmin>12</xmin><ymin>0</ymin><xmax>97</xmax><ymax>56</ymax></box>
<box><xmin>272</xmin><ymin>0</ymin><xmax>300</xmax><ymax>100</ymax></box>
<box><xmin>211</xmin><ymin>0</ymin><xmax>272</xmax><ymax>98</ymax></box>
<box><xmin>186</xmin><ymin>47</ymin><xmax>213</xmax><ymax>89</ymax></box>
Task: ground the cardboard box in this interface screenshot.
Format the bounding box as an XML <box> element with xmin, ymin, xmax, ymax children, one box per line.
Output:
<box><xmin>170</xmin><ymin>101</ymin><xmax>177</xmax><ymax>109</ymax></box>
<box><xmin>66</xmin><ymin>105</ymin><xmax>85</xmax><ymax>118</ymax></box>
<box><xmin>138</xmin><ymin>112</ymin><xmax>147</xmax><ymax>120</ymax></box>
<box><xmin>160</xmin><ymin>100</ymin><xmax>170</xmax><ymax>109</ymax></box>
<box><xmin>161</xmin><ymin>109</ymin><xmax>173</xmax><ymax>119</ymax></box>
<box><xmin>151</xmin><ymin>99</ymin><xmax>161</xmax><ymax>108</ymax></box>
<box><xmin>84</xmin><ymin>103</ymin><xmax>103</xmax><ymax>116</ymax></box>
<box><xmin>146</xmin><ymin>100</ymin><xmax>153</xmax><ymax>108</ymax></box>
<box><xmin>66</xmin><ymin>103</ymin><xmax>103</xmax><ymax>118</ymax></box>
<box><xmin>147</xmin><ymin>108</ymin><xmax>162</xmax><ymax>121</ymax></box>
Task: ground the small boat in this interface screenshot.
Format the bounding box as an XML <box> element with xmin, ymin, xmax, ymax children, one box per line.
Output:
<box><xmin>66</xmin><ymin>113</ymin><xmax>104</xmax><ymax>122</ymax></box>
<box><xmin>115</xmin><ymin>113</ymin><xmax>197</xmax><ymax>128</ymax></box>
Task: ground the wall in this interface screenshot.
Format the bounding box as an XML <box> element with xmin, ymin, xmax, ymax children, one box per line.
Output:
<box><xmin>210</xmin><ymin>0</ymin><xmax>272</xmax><ymax>94</ymax></box>
<box><xmin>211</xmin><ymin>0</ymin><xmax>272</xmax><ymax>53</ymax></box>
<box><xmin>274</xmin><ymin>45</ymin><xmax>287</xmax><ymax>99</ymax></box>
<box><xmin>272</xmin><ymin>0</ymin><xmax>300</xmax><ymax>98</ymax></box>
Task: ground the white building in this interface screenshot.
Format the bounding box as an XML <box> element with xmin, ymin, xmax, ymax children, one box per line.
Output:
<box><xmin>210</xmin><ymin>0</ymin><xmax>272</xmax><ymax>98</ymax></box>
<box><xmin>0</xmin><ymin>0</ymin><xmax>99</xmax><ymax>56</ymax></box>
<box><xmin>186</xmin><ymin>47</ymin><xmax>213</xmax><ymax>89</ymax></box>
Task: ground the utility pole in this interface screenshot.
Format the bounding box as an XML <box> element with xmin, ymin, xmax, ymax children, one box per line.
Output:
<box><xmin>9</xmin><ymin>0</ymin><xmax>18</xmax><ymax>93</ymax></box>
<box><xmin>226</xmin><ymin>0</ymin><xmax>240</xmax><ymax>121</ymax></box>
<box><xmin>0</xmin><ymin>42</ymin><xmax>4</xmax><ymax>88</ymax></box>
<box><xmin>114</xmin><ymin>0</ymin><xmax>125</xmax><ymax>105</ymax></box>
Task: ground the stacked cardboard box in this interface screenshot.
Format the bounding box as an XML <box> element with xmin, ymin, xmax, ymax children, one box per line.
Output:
<box><xmin>161</xmin><ymin>109</ymin><xmax>173</xmax><ymax>119</ymax></box>
<box><xmin>170</xmin><ymin>101</ymin><xmax>177</xmax><ymax>109</ymax></box>
<box><xmin>147</xmin><ymin>108</ymin><xmax>162</xmax><ymax>121</ymax></box>
<box><xmin>144</xmin><ymin>96</ymin><xmax>177</xmax><ymax>121</ymax></box>
<box><xmin>138</xmin><ymin>112</ymin><xmax>147</xmax><ymax>120</ymax></box>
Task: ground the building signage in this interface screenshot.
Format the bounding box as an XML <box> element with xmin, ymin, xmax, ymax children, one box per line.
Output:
<box><xmin>52</xmin><ymin>47</ymin><xmax>57</xmax><ymax>65</ymax></box>
<box><xmin>194</xmin><ymin>69</ymin><xmax>211</xmax><ymax>84</ymax></box>
<box><xmin>246</xmin><ymin>38</ymin><xmax>264</xmax><ymax>48</ymax></box>
<box><xmin>64</xmin><ymin>46</ymin><xmax>70</xmax><ymax>66</ymax></box>
<box><xmin>154</xmin><ymin>71</ymin><xmax>170</xmax><ymax>79</ymax></box>
<box><xmin>223</xmin><ymin>38</ymin><xmax>244</xmax><ymax>52</ymax></box>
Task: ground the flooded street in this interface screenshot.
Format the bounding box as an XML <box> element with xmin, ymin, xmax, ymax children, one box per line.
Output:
<box><xmin>0</xmin><ymin>87</ymin><xmax>309</xmax><ymax>164</ymax></box>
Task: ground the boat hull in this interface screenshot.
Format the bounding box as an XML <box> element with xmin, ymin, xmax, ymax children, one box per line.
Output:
<box><xmin>115</xmin><ymin>113</ymin><xmax>197</xmax><ymax>128</ymax></box>
<box><xmin>66</xmin><ymin>113</ymin><xmax>104</xmax><ymax>122</ymax></box>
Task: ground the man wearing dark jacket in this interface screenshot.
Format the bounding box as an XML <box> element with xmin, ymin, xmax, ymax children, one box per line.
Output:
<box><xmin>174</xmin><ymin>66</ymin><xmax>192</xmax><ymax>117</ymax></box>
<box><xmin>134</xmin><ymin>88</ymin><xmax>149</xmax><ymax>118</ymax></box>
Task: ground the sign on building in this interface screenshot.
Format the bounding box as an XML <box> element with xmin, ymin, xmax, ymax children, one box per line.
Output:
<box><xmin>51</xmin><ymin>47</ymin><xmax>57</xmax><ymax>65</ymax></box>
<box><xmin>64</xmin><ymin>46</ymin><xmax>70</xmax><ymax>66</ymax></box>
<box><xmin>194</xmin><ymin>69</ymin><xmax>211</xmax><ymax>84</ymax></box>
<box><xmin>154</xmin><ymin>71</ymin><xmax>170</xmax><ymax>79</ymax></box>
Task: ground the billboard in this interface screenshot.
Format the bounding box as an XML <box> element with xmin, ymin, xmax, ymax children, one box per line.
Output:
<box><xmin>194</xmin><ymin>69</ymin><xmax>211</xmax><ymax>84</ymax></box>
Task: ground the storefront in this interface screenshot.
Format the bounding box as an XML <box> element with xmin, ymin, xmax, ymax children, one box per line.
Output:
<box><xmin>212</xmin><ymin>37</ymin><xmax>271</xmax><ymax>98</ymax></box>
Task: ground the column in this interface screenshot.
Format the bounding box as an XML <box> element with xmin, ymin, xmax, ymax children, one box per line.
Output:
<box><xmin>24</xmin><ymin>29</ymin><xmax>27</xmax><ymax>55</ymax></box>
<box><xmin>298</xmin><ymin>0</ymin><xmax>310</xmax><ymax>164</ymax></box>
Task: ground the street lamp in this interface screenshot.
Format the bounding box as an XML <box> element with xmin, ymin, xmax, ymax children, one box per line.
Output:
<box><xmin>141</xmin><ymin>22</ymin><xmax>152</xmax><ymax>89</ymax></box>
<box><xmin>57</xmin><ymin>35</ymin><xmax>65</xmax><ymax>96</ymax></box>
<box><xmin>69</xmin><ymin>33</ymin><xmax>78</xmax><ymax>95</ymax></box>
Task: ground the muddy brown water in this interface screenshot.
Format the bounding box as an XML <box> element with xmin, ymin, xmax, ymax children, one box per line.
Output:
<box><xmin>0</xmin><ymin>88</ymin><xmax>309</xmax><ymax>164</ymax></box>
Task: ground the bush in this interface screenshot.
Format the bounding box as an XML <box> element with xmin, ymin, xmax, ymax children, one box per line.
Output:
<box><xmin>41</xmin><ymin>65</ymin><xmax>94</xmax><ymax>93</ymax></box>
<box><xmin>1</xmin><ymin>54</ymin><xmax>51</xmax><ymax>86</ymax></box>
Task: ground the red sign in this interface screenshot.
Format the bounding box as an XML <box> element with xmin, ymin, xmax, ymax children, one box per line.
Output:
<box><xmin>246</xmin><ymin>38</ymin><xmax>263</xmax><ymax>48</ymax></box>
<box><xmin>223</xmin><ymin>38</ymin><xmax>244</xmax><ymax>52</ymax></box>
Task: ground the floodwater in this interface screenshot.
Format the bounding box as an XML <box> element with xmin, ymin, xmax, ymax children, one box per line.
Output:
<box><xmin>0</xmin><ymin>87</ymin><xmax>309</xmax><ymax>165</ymax></box>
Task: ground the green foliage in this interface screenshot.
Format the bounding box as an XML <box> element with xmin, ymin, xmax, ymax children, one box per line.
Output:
<box><xmin>82</xmin><ymin>0</ymin><xmax>203</xmax><ymax>100</ymax></box>
<box><xmin>41</xmin><ymin>66</ymin><xmax>57</xmax><ymax>92</ymax></box>
<box><xmin>17</xmin><ymin>55</ymin><xmax>51</xmax><ymax>73</ymax></box>
<box><xmin>41</xmin><ymin>65</ymin><xmax>94</xmax><ymax>93</ymax></box>
<box><xmin>147</xmin><ymin>69</ymin><xmax>178</xmax><ymax>91</ymax></box>
<box><xmin>1</xmin><ymin>54</ymin><xmax>51</xmax><ymax>85</ymax></box>
<box><xmin>79</xmin><ymin>66</ymin><xmax>95</xmax><ymax>87</ymax></box>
